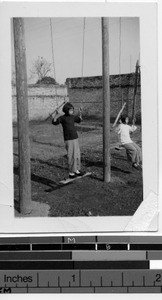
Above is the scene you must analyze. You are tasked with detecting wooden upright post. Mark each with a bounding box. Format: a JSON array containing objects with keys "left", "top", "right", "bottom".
[
  {"left": 102, "top": 18, "right": 111, "bottom": 183},
  {"left": 132, "top": 60, "right": 140, "bottom": 124},
  {"left": 13, "top": 18, "right": 32, "bottom": 214}
]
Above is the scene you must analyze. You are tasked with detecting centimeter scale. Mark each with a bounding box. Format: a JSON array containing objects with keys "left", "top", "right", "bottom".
[{"left": 0, "top": 236, "right": 162, "bottom": 294}]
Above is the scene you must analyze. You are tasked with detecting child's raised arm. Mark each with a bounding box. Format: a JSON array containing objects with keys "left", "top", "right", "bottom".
[
  {"left": 74, "top": 107, "right": 82, "bottom": 123},
  {"left": 52, "top": 110, "right": 61, "bottom": 125},
  {"left": 78, "top": 107, "right": 83, "bottom": 120},
  {"left": 113, "top": 118, "right": 121, "bottom": 134},
  {"left": 129, "top": 118, "right": 137, "bottom": 133}
]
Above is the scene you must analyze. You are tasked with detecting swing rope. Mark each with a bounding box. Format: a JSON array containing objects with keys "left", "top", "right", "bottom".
[
  {"left": 50, "top": 18, "right": 60, "bottom": 111},
  {"left": 50, "top": 19, "right": 66, "bottom": 109},
  {"left": 119, "top": 17, "right": 123, "bottom": 108},
  {"left": 50, "top": 18, "right": 56, "bottom": 85},
  {"left": 132, "top": 60, "right": 140, "bottom": 125},
  {"left": 81, "top": 17, "right": 85, "bottom": 90},
  {"left": 119, "top": 17, "right": 121, "bottom": 77},
  {"left": 49, "top": 18, "right": 65, "bottom": 169},
  {"left": 126, "top": 55, "right": 132, "bottom": 117}
]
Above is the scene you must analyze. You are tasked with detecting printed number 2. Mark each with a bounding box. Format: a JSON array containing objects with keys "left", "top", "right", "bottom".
[{"left": 156, "top": 274, "right": 161, "bottom": 282}]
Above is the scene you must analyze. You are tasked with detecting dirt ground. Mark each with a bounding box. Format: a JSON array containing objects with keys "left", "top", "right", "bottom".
[{"left": 13, "top": 119, "right": 143, "bottom": 217}]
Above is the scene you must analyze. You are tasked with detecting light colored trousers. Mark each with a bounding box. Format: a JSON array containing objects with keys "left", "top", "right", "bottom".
[
  {"left": 65, "top": 138, "right": 81, "bottom": 173},
  {"left": 123, "top": 142, "right": 142, "bottom": 164}
]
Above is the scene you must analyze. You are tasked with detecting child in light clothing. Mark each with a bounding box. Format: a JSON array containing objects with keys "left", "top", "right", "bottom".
[
  {"left": 115, "top": 116, "right": 142, "bottom": 169},
  {"left": 52, "top": 102, "right": 83, "bottom": 178}
]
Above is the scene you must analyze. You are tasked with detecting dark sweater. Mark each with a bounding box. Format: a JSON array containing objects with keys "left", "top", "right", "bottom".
[{"left": 52, "top": 114, "right": 81, "bottom": 141}]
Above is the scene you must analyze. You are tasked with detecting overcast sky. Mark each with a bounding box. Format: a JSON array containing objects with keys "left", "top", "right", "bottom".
[{"left": 11, "top": 17, "right": 140, "bottom": 84}]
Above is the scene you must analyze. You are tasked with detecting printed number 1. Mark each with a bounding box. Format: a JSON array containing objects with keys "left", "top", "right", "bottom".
[
  {"left": 72, "top": 275, "right": 75, "bottom": 282},
  {"left": 156, "top": 274, "right": 161, "bottom": 282}
]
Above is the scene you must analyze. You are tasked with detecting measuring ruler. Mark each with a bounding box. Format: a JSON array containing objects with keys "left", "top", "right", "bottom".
[{"left": 0, "top": 236, "right": 162, "bottom": 293}]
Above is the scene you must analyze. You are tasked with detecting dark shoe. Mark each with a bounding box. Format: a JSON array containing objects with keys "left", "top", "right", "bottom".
[
  {"left": 69, "top": 174, "right": 77, "bottom": 179},
  {"left": 75, "top": 171, "right": 85, "bottom": 177}
]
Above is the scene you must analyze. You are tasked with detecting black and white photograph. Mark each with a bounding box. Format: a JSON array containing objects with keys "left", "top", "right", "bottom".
[
  {"left": 12, "top": 17, "right": 143, "bottom": 216},
  {"left": 0, "top": 2, "right": 158, "bottom": 233}
]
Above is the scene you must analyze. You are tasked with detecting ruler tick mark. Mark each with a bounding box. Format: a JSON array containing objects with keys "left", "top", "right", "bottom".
[
  {"left": 79, "top": 270, "right": 81, "bottom": 287},
  {"left": 143, "top": 276, "right": 145, "bottom": 287},
  {"left": 37, "top": 272, "right": 39, "bottom": 287},
  {"left": 122, "top": 272, "right": 124, "bottom": 287},
  {"left": 101, "top": 276, "right": 103, "bottom": 287},
  {"left": 58, "top": 276, "right": 60, "bottom": 287}
]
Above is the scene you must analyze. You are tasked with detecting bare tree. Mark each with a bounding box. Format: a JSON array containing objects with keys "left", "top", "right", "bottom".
[
  {"left": 30, "top": 56, "right": 52, "bottom": 81},
  {"left": 12, "top": 66, "right": 33, "bottom": 85}
]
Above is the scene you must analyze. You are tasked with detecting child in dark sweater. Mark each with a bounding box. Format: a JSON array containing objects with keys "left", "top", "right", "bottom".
[{"left": 52, "top": 102, "right": 83, "bottom": 178}]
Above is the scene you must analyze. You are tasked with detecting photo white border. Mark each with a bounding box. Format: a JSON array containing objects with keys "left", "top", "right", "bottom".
[{"left": 0, "top": 1, "right": 158, "bottom": 233}]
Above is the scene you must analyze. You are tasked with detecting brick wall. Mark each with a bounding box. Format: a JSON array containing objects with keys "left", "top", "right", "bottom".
[
  {"left": 12, "top": 73, "right": 141, "bottom": 123},
  {"left": 66, "top": 73, "right": 140, "bottom": 89},
  {"left": 66, "top": 73, "right": 141, "bottom": 123},
  {"left": 12, "top": 85, "right": 68, "bottom": 122}
]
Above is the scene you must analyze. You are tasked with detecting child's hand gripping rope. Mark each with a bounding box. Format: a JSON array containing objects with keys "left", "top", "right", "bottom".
[
  {"left": 78, "top": 107, "right": 83, "bottom": 120},
  {"left": 132, "top": 117, "right": 136, "bottom": 127},
  {"left": 52, "top": 109, "right": 59, "bottom": 123}
]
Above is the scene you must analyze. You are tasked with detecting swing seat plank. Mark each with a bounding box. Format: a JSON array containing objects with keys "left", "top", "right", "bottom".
[{"left": 59, "top": 172, "right": 92, "bottom": 185}]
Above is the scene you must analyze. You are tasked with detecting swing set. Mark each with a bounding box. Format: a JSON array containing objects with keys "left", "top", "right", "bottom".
[
  {"left": 48, "top": 17, "right": 140, "bottom": 155},
  {"left": 13, "top": 17, "right": 141, "bottom": 213}
]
